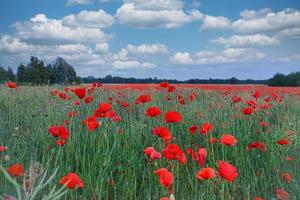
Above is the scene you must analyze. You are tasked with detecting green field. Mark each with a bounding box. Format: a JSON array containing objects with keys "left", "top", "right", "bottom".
[{"left": 0, "top": 85, "right": 299, "bottom": 200}]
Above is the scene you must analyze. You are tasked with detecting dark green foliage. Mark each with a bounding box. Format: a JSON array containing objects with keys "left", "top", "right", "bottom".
[
  {"left": 3, "top": 56, "right": 78, "bottom": 85},
  {"left": 0, "top": 65, "right": 6, "bottom": 82},
  {"left": 268, "top": 72, "right": 300, "bottom": 86},
  {"left": 17, "top": 64, "right": 28, "bottom": 83},
  {"left": 27, "top": 56, "right": 50, "bottom": 85},
  {"left": 51, "top": 57, "right": 77, "bottom": 85},
  {"left": 81, "top": 75, "right": 267, "bottom": 84},
  {"left": 6, "top": 67, "right": 16, "bottom": 81}
]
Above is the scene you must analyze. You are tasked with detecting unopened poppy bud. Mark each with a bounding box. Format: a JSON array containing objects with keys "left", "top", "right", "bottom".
[
  {"left": 169, "top": 194, "right": 175, "bottom": 200},
  {"left": 4, "top": 155, "right": 11, "bottom": 162}
]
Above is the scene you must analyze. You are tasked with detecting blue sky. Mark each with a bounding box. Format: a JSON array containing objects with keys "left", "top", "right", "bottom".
[{"left": 0, "top": 0, "right": 300, "bottom": 80}]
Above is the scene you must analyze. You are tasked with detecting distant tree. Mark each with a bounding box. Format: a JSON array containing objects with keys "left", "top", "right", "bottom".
[
  {"left": 229, "top": 77, "right": 239, "bottom": 84},
  {"left": 268, "top": 73, "right": 286, "bottom": 86},
  {"left": 27, "top": 56, "right": 50, "bottom": 85},
  {"left": 0, "top": 65, "right": 7, "bottom": 82},
  {"left": 17, "top": 63, "right": 28, "bottom": 83},
  {"left": 268, "top": 72, "right": 300, "bottom": 86},
  {"left": 6, "top": 67, "right": 16, "bottom": 81},
  {"left": 52, "top": 57, "right": 77, "bottom": 85},
  {"left": 45, "top": 64, "right": 56, "bottom": 84}
]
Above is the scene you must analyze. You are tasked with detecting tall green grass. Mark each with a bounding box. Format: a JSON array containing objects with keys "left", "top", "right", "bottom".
[{"left": 0, "top": 85, "right": 299, "bottom": 199}]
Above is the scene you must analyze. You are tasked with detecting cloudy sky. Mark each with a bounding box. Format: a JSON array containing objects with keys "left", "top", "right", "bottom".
[{"left": 0, "top": 0, "right": 300, "bottom": 80}]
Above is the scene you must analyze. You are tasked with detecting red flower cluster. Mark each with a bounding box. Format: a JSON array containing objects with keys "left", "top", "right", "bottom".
[
  {"left": 163, "top": 144, "right": 187, "bottom": 164},
  {"left": 48, "top": 125, "right": 69, "bottom": 146}
]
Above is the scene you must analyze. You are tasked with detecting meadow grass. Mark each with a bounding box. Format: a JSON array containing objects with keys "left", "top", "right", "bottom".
[{"left": 0, "top": 85, "right": 299, "bottom": 200}]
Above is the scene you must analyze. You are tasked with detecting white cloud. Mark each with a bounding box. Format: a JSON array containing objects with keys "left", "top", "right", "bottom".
[
  {"left": 94, "top": 43, "right": 109, "bottom": 53},
  {"left": 62, "top": 9, "right": 114, "bottom": 28},
  {"left": 115, "top": 1, "right": 201, "bottom": 28},
  {"left": 126, "top": 43, "right": 168, "bottom": 54},
  {"left": 232, "top": 8, "right": 300, "bottom": 34},
  {"left": 67, "top": 0, "right": 93, "bottom": 5},
  {"left": 0, "top": 35, "right": 107, "bottom": 69},
  {"left": 275, "top": 27, "right": 300, "bottom": 39},
  {"left": 212, "top": 34, "right": 279, "bottom": 47},
  {"left": 0, "top": 35, "right": 35, "bottom": 53},
  {"left": 112, "top": 60, "right": 156, "bottom": 69},
  {"left": 170, "top": 52, "right": 194, "bottom": 64},
  {"left": 240, "top": 8, "right": 272, "bottom": 20},
  {"left": 200, "top": 15, "right": 231, "bottom": 30},
  {"left": 278, "top": 54, "right": 300, "bottom": 62},
  {"left": 124, "top": 0, "right": 184, "bottom": 11},
  {"left": 13, "top": 14, "right": 111, "bottom": 44},
  {"left": 195, "top": 48, "right": 265, "bottom": 64},
  {"left": 112, "top": 43, "right": 168, "bottom": 61}
]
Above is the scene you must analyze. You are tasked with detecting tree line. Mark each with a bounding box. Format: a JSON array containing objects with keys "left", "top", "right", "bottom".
[
  {"left": 0, "top": 56, "right": 80, "bottom": 85},
  {"left": 268, "top": 72, "right": 300, "bottom": 86},
  {"left": 0, "top": 56, "right": 299, "bottom": 86},
  {"left": 82, "top": 75, "right": 267, "bottom": 85}
]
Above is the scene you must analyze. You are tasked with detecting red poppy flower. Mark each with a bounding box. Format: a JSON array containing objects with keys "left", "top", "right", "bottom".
[
  {"left": 6, "top": 81, "right": 17, "bottom": 89},
  {"left": 58, "top": 92, "right": 70, "bottom": 101},
  {"left": 188, "top": 125, "right": 198, "bottom": 135},
  {"left": 0, "top": 146, "right": 8, "bottom": 152},
  {"left": 154, "top": 168, "right": 173, "bottom": 188},
  {"left": 84, "top": 96, "right": 94, "bottom": 104},
  {"left": 73, "top": 100, "right": 80, "bottom": 106},
  {"left": 285, "top": 157, "right": 294, "bottom": 161},
  {"left": 280, "top": 172, "right": 293, "bottom": 183},
  {"left": 189, "top": 92, "right": 197, "bottom": 101},
  {"left": 144, "top": 147, "right": 161, "bottom": 160},
  {"left": 152, "top": 126, "right": 173, "bottom": 141},
  {"left": 121, "top": 102, "right": 129, "bottom": 108},
  {"left": 164, "top": 111, "right": 182, "bottom": 123},
  {"left": 260, "top": 121, "right": 268, "bottom": 127},
  {"left": 146, "top": 106, "right": 161, "bottom": 117},
  {"left": 186, "top": 148, "right": 198, "bottom": 161},
  {"left": 208, "top": 137, "right": 218, "bottom": 144},
  {"left": 252, "top": 91, "right": 261, "bottom": 99},
  {"left": 51, "top": 89, "right": 59, "bottom": 96},
  {"left": 5, "top": 81, "right": 17, "bottom": 89},
  {"left": 74, "top": 88, "right": 86, "bottom": 99},
  {"left": 59, "top": 172, "right": 84, "bottom": 189},
  {"left": 163, "top": 144, "right": 187, "bottom": 164},
  {"left": 220, "top": 134, "right": 237, "bottom": 146},
  {"left": 160, "top": 81, "right": 169, "bottom": 88},
  {"left": 200, "top": 122, "right": 213, "bottom": 135},
  {"left": 160, "top": 197, "right": 169, "bottom": 200},
  {"left": 135, "top": 94, "right": 152, "bottom": 104},
  {"left": 245, "top": 100, "right": 257, "bottom": 109},
  {"left": 167, "top": 86, "right": 176, "bottom": 93},
  {"left": 277, "top": 139, "right": 290, "bottom": 145},
  {"left": 247, "top": 142, "right": 267, "bottom": 152},
  {"left": 83, "top": 116, "right": 99, "bottom": 131},
  {"left": 111, "top": 115, "right": 122, "bottom": 122},
  {"left": 243, "top": 107, "right": 254, "bottom": 115},
  {"left": 198, "top": 148, "right": 207, "bottom": 167},
  {"left": 276, "top": 188, "right": 289, "bottom": 200},
  {"left": 48, "top": 125, "right": 69, "bottom": 140},
  {"left": 218, "top": 160, "right": 238, "bottom": 182},
  {"left": 98, "top": 102, "right": 112, "bottom": 113},
  {"left": 253, "top": 197, "right": 265, "bottom": 200},
  {"left": 232, "top": 96, "right": 242, "bottom": 103},
  {"left": 56, "top": 139, "right": 67, "bottom": 146},
  {"left": 7, "top": 163, "right": 23, "bottom": 177},
  {"left": 196, "top": 167, "right": 216, "bottom": 180}
]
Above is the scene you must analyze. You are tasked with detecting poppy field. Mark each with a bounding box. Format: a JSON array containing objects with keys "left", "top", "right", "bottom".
[{"left": 0, "top": 82, "right": 300, "bottom": 200}]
